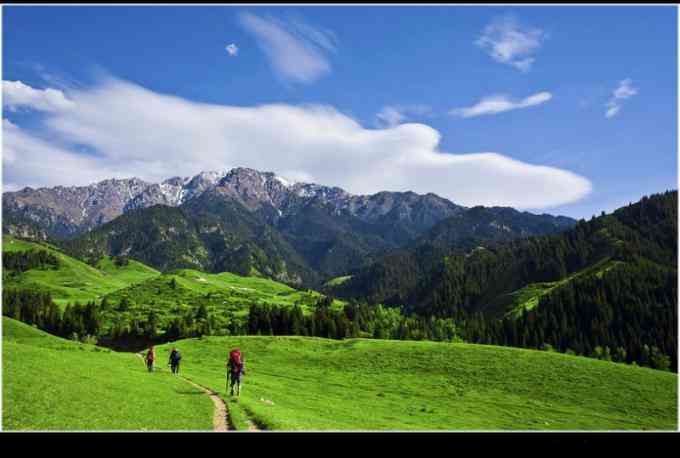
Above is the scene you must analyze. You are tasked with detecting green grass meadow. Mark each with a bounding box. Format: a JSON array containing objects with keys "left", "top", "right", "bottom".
[
  {"left": 2, "top": 317, "right": 677, "bottom": 431},
  {"left": 498, "top": 258, "right": 625, "bottom": 318},
  {"left": 2, "top": 317, "right": 213, "bottom": 431},
  {"left": 155, "top": 335, "right": 678, "bottom": 431},
  {"left": 2, "top": 235, "right": 342, "bottom": 334},
  {"left": 2, "top": 236, "right": 678, "bottom": 431},
  {"left": 2, "top": 235, "right": 160, "bottom": 306}
]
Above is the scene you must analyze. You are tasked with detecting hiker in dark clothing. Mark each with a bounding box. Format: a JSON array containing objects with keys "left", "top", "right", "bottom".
[
  {"left": 145, "top": 346, "right": 155, "bottom": 372},
  {"left": 226, "top": 348, "right": 245, "bottom": 397},
  {"left": 169, "top": 347, "right": 182, "bottom": 375}
]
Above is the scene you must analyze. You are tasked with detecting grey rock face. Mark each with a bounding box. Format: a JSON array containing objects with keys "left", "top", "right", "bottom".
[
  {"left": 3, "top": 178, "right": 150, "bottom": 237},
  {"left": 3, "top": 167, "right": 465, "bottom": 238}
]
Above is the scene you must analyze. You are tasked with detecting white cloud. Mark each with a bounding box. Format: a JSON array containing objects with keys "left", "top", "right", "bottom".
[
  {"left": 238, "top": 12, "right": 336, "bottom": 84},
  {"left": 225, "top": 43, "right": 239, "bottom": 56},
  {"left": 3, "top": 80, "right": 75, "bottom": 112},
  {"left": 2, "top": 119, "right": 126, "bottom": 190},
  {"left": 2, "top": 78, "right": 591, "bottom": 209},
  {"left": 450, "top": 91, "right": 552, "bottom": 118},
  {"left": 605, "top": 79, "right": 638, "bottom": 118},
  {"left": 476, "top": 15, "right": 546, "bottom": 72},
  {"left": 376, "top": 106, "right": 405, "bottom": 128},
  {"left": 375, "top": 104, "right": 431, "bottom": 128}
]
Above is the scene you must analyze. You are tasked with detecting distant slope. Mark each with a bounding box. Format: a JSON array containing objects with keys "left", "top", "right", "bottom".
[
  {"left": 414, "top": 205, "right": 576, "bottom": 251},
  {"left": 58, "top": 203, "right": 320, "bottom": 286},
  {"left": 2, "top": 235, "right": 160, "bottom": 305},
  {"left": 2, "top": 317, "right": 213, "bottom": 431},
  {"left": 497, "top": 258, "right": 624, "bottom": 319},
  {"left": 98, "top": 268, "right": 344, "bottom": 337},
  {"left": 331, "top": 191, "right": 676, "bottom": 316},
  {"left": 156, "top": 334, "right": 678, "bottom": 430},
  {"left": 3, "top": 237, "right": 342, "bottom": 340},
  {"left": 414, "top": 191, "right": 677, "bottom": 318},
  {"left": 325, "top": 205, "right": 577, "bottom": 305}
]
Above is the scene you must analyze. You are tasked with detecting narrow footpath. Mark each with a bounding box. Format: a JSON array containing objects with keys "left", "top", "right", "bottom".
[{"left": 135, "top": 353, "right": 259, "bottom": 431}]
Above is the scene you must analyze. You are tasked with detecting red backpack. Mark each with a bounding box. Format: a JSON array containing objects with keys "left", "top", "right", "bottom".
[{"left": 229, "top": 349, "right": 242, "bottom": 372}]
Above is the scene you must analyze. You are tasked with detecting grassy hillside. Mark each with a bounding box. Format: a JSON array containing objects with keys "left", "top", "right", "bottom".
[
  {"left": 99, "top": 268, "right": 344, "bottom": 334},
  {"left": 498, "top": 258, "right": 625, "bottom": 318},
  {"left": 324, "top": 275, "right": 352, "bottom": 287},
  {"left": 156, "top": 335, "right": 678, "bottom": 431},
  {"left": 4, "top": 315, "right": 676, "bottom": 431},
  {"left": 2, "top": 235, "right": 160, "bottom": 305},
  {"left": 3, "top": 236, "right": 343, "bottom": 337},
  {"left": 2, "top": 317, "right": 213, "bottom": 431},
  {"left": 107, "top": 268, "right": 340, "bottom": 312}
]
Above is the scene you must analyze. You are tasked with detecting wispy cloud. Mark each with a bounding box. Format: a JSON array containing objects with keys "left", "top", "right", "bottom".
[
  {"left": 2, "top": 77, "right": 591, "bottom": 209},
  {"left": 238, "top": 12, "right": 337, "bottom": 84},
  {"left": 375, "top": 104, "right": 432, "bottom": 128},
  {"left": 605, "top": 78, "right": 638, "bottom": 118},
  {"left": 450, "top": 91, "right": 552, "bottom": 118},
  {"left": 476, "top": 15, "right": 546, "bottom": 72},
  {"left": 225, "top": 43, "right": 239, "bottom": 57},
  {"left": 3, "top": 80, "right": 75, "bottom": 112}
]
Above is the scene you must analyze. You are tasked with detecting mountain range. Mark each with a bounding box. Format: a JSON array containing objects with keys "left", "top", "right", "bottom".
[
  {"left": 2, "top": 171, "right": 676, "bottom": 371},
  {"left": 3, "top": 167, "right": 576, "bottom": 286}
]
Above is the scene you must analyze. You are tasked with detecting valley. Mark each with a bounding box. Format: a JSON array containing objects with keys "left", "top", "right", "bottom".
[
  {"left": 1, "top": 171, "right": 677, "bottom": 431},
  {"left": 3, "top": 3, "right": 677, "bottom": 434}
]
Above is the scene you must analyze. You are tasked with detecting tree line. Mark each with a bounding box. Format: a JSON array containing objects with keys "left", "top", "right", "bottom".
[
  {"left": 3, "top": 249, "right": 59, "bottom": 273},
  {"left": 2, "top": 289, "right": 100, "bottom": 343},
  {"left": 245, "top": 298, "right": 459, "bottom": 342},
  {"left": 2, "top": 284, "right": 674, "bottom": 372}
]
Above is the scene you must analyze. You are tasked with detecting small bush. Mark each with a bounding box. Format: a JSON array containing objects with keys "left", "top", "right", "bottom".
[{"left": 81, "top": 335, "right": 98, "bottom": 346}]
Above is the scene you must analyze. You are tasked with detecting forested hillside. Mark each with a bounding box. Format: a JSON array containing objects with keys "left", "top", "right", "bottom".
[{"left": 331, "top": 191, "right": 677, "bottom": 370}]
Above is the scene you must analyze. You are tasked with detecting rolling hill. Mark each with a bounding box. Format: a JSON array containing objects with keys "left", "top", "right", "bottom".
[
  {"left": 97, "top": 268, "right": 344, "bottom": 338},
  {"left": 2, "top": 317, "right": 213, "bottom": 431},
  {"left": 2, "top": 235, "right": 160, "bottom": 306},
  {"left": 3, "top": 316, "right": 676, "bottom": 431},
  {"left": 176, "top": 335, "right": 675, "bottom": 430},
  {"left": 2, "top": 235, "right": 343, "bottom": 344}
]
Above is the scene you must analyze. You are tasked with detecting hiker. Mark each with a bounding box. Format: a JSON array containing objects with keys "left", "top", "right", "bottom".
[
  {"left": 145, "top": 346, "right": 155, "bottom": 372},
  {"left": 226, "top": 348, "right": 246, "bottom": 397},
  {"left": 169, "top": 347, "right": 182, "bottom": 375}
]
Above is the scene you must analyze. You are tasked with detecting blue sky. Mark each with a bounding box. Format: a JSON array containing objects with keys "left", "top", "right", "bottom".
[{"left": 2, "top": 5, "right": 677, "bottom": 219}]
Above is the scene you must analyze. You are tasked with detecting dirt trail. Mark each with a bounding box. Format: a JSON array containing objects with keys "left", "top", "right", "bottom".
[
  {"left": 179, "top": 374, "right": 261, "bottom": 431},
  {"left": 181, "top": 377, "right": 231, "bottom": 431},
  {"left": 135, "top": 353, "right": 258, "bottom": 432}
]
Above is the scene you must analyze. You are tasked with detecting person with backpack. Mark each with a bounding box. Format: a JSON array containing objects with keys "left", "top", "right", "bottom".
[
  {"left": 145, "top": 346, "right": 155, "bottom": 372},
  {"left": 226, "top": 348, "right": 246, "bottom": 397},
  {"left": 169, "top": 347, "right": 182, "bottom": 375}
]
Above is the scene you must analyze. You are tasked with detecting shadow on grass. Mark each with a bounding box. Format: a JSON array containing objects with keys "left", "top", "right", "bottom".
[{"left": 174, "top": 389, "right": 205, "bottom": 395}]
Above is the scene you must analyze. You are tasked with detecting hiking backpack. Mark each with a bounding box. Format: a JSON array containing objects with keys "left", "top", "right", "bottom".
[{"left": 229, "top": 349, "right": 242, "bottom": 372}]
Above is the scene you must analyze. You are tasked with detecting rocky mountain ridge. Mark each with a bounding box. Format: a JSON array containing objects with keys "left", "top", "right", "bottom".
[{"left": 3, "top": 167, "right": 465, "bottom": 239}]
